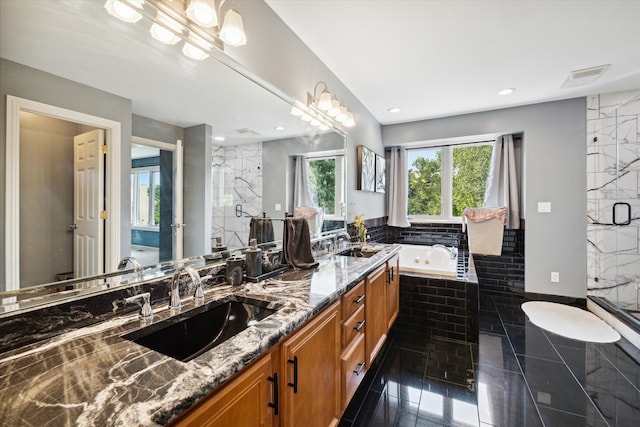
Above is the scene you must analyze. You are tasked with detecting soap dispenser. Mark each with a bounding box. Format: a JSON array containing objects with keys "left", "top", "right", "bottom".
[{"left": 246, "top": 238, "right": 262, "bottom": 278}]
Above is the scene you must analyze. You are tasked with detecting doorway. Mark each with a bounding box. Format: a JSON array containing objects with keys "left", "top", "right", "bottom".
[
  {"left": 5, "top": 96, "right": 122, "bottom": 291},
  {"left": 131, "top": 136, "right": 184, "bottom": 264}
]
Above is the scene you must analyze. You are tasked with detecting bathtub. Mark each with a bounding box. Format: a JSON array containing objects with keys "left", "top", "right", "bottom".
[{"left": 397, "top": 244, "right": 458, "bottom": 277}]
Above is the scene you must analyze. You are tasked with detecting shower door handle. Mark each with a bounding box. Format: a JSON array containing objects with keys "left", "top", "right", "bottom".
[{"left": 612, "top": 202, "right": 631, "bottom": 226}]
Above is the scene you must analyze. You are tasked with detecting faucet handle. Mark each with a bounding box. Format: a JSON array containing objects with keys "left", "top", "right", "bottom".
[
  {"left": 124, "top": 292, "right": 153, "bottom": 321},
  {"left": 194, "top": 275, "right": 212, "bottom": 304}
]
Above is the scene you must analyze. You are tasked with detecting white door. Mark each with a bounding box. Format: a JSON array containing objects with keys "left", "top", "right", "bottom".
[
  {"left": 174, "top": 139, "right": 184, "bottom": 259},
  {"left": 73, "top": 129, "right": 104, "bottom": 278}
]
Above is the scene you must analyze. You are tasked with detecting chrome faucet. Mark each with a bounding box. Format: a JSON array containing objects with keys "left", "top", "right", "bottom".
[
  {"left": 124, "top": 292, "right": 153, "bottom": 321},
  {"left": 333, "top": 230, "right": 352, "bottom": 253},
  {"left": 169, "top": 266, "right": 204, "bottom": 311},
  {"left": 118, "top": 256, "right": 143, "bottom": 281},
  {"left": 433, "top": 244, "right": 458, "bottom": 260}
]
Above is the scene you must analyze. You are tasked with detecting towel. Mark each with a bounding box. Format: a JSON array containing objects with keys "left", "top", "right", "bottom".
[
  {"left": 249, "top": 217, "right": 275, "bottom": 245},
  {"left": 461, "top": 207, "right": 507, "bottom": 232},
  {"left": 282, "top": 217, "right": 318, "bottom": 269}
]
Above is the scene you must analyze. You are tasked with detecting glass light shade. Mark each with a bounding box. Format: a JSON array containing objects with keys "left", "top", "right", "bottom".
[
  {"left": 182, "top": 37, "right": 209, "bottom": 60},
  {"left": 335, "top": 106, "right": 348, "bottom": 123},
  {"left": 300, "top": 113, "right": 312, "bottom": 122},
  {"left": 186, "top": 0, "right": 218, "bottom": 28},
  {"left": 317, "top": 91, "right": 332, "bottom": 111},
  {"left": 318, "top": 123, "right": 330, "bottom": 131},
  {"left": 104, "top": 0, "right": 143, "bottom": 23},
  {"left": 310, "top": 118, "right": 321, "bottom": 127},
  {"left": 150, "top": 13, "right": 181, "bottom": 45},
  {"left": 290, "top": 106, "right": 303, "bottom": 116},
  {"left": 343, "top": 111, "right": 355, "bottom": 127},
  {"left": 327, "top": 99, "right": 341, "bottom": 117},
  {"left": 220, "top": 9, "right": 247, "bottom": 47}
]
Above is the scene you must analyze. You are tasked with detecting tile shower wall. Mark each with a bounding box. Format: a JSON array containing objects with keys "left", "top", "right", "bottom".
[
  {"left": 587, "top": 90, "right": 640, "bottom": 312},
  {"left": 211, "top": 142, "right": 263, "bottom": 249}
]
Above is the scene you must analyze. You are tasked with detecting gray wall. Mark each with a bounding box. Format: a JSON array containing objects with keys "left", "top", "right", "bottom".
[
  {"left": 183, "top": 124, "right": 213, "bottom": 257},
  {"left": 132, "top": 114, "right": 184, "bottom": 144},
  {"left": 382, "top": 98, "right": 587, "bottom": 298},
  {"left": 227, "top": 0, "right": 386, "bottom": 223},
  {"left": 0, "top": 58, "right": 132, "bottom": 292}
]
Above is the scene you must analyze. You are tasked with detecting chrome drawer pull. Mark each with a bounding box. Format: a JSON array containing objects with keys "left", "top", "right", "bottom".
[
  {"left": 353, "top": 362, "right": 366, "bottom": 376},
  {"left": 354, "top": 320, "right": 366, "bottom": 332}
]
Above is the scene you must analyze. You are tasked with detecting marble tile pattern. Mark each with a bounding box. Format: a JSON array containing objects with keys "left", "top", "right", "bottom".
[
  {"left": 211, "top": 142, "right": 263, "bottom": 250},
  {"left": 586, "top": 89, "right": 640, "bottom": 311},
  {"left": 0, "top": 245, "right": 400, "bottom": 427}
]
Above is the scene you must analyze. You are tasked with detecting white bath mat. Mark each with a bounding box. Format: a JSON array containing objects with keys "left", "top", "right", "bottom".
[{"left": 521, "top": 301, "right": 620, "bottom": 343}]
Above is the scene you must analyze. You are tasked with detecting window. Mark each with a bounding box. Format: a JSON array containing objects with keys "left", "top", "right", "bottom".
[
  {"left": 131, "top": 167, "right": 161, "bottom": 227},
  {"left": 408, "top": 143, "right": 493, "bottom": 219},
  {"left": 307, "top": 155, "right": 344, "bottom": 217}
]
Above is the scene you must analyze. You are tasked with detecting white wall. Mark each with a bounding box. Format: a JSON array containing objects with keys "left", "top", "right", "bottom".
[{"left": 383, "top": 98, "right": 587, "bottom": 298}]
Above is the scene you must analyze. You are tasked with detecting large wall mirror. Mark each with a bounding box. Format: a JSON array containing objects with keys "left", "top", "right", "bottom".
[{"left": 0, "top": 1, "right": 346, "bottom": 311}]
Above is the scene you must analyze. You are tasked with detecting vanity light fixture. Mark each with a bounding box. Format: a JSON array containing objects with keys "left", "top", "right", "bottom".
[
  {"left": 104, "top": 0, "right": 144, "bottom": 23},
  {"left": 103, "top": 0, "right": 248, "bottom": 61},
  {"left": 301, "top": 81, "right": 356, "bottom": 129},
  {"left": 185, "top": 0, "right": 218, "bottom": 28}
]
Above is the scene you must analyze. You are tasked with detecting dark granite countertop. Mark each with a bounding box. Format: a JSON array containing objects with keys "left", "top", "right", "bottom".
[{"left": 0, "top": 245, "right": 400, "bottom": 427}]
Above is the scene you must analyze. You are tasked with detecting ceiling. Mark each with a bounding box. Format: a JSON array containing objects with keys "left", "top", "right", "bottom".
[{"left": 265, "top": 0, "right": 640, "bottom": 125}]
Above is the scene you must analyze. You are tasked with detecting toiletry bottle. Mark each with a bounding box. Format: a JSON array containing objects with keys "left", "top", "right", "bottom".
[{"left": 246, "top": 238, "right": 262, "bottom": 278}]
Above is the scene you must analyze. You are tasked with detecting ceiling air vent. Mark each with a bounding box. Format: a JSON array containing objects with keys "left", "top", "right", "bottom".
[
  {"left": 234, "top": 128, "right": 261, "bottom": 136},
  {"left": 561, "top": 64, "right": 610, "bottom": 88}
]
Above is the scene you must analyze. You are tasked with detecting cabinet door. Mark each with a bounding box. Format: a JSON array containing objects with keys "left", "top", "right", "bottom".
[
  {"left": 365, "top": 265, "right": 387, "bottom": 367},
  {"left": 281, "top": 301, "right": 341, "bottom": 427},
  {"left": 386, "top": 254, "right": 399, "bottom": 331},
  {"left": 172, "top": 352, "right": 276, "bottom": 427}
]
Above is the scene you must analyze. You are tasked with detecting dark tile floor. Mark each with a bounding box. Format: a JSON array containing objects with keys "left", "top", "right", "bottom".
[{"left": 340, "top": 293, "right": 640, "bottom": 427}]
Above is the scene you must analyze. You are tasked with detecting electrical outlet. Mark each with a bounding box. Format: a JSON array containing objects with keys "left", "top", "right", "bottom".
[
  {"left": 538, "top": 202, "right": 551, "bottom": 213},
  {"left": 551, "top": 272, "right": 560, "bottom": 283},
  {"left": 275, "top": 203, "right": 281, "bottom": 211}
]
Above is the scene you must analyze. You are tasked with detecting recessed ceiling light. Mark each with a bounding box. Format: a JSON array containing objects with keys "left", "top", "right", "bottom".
[
  {"left": 498, "top": 88, "right": 515, "bottom": 96},
  {"left": 275, "top": 126, "right": 285, "bottom": 131},
  {"left": 214, "top": 136, "right": 225, "bottom": 141},
  {"left": 388, "top": 107, "right": 401, "bottom": 113}
]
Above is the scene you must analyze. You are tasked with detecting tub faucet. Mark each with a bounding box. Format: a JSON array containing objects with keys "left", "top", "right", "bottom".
[
  {"left": 169, "top": 266, "right": 203, "bottom": 311},
  {"left": 433, "top": 244, "right": 458, "bottom": 260},
  {"left": 118, "top": 256, "right": 143, "bottom": 281}
]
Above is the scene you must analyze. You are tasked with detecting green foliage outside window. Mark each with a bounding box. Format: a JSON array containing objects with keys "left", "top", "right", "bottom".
[
  {"left": 408, "top": 144, "right": 493, "bottom": 217},
  {"left": 308, "top": 158, "right": 335, "bottom": 215}
]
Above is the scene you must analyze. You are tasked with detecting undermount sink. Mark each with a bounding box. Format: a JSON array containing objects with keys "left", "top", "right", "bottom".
[
  {"left": 122, "top": 297, "right": 279, "bottom": 362},
  {"left": 338, "top": 247, "right": 380, "bottom": 258}
]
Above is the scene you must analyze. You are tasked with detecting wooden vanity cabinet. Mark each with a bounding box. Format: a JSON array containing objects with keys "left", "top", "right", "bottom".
[
  {"left": 385, "top": 254, "right": 400, "bottom": 331},
  {"left": 365, "top": 264, "right": 387, "bottom": 367},
  {"left": 171, "top": 349, "right": 278, "bottom": 427},
  {"left": 280, "top": 300, "right": 342, "bottom": 427},
  {"left": 340, "top": 280, "right": 366, "bottom": 411}
]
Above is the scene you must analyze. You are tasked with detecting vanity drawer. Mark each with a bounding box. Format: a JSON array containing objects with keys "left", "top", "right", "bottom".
[
  {"left": 342, "top": 280, "right": 365, "bottom": 320},
  {"left": 342, "top": 304, "right": 365, "bottom": 349},
  {"left": 341, "top": 334, "right": 366, "bottom": 411}
]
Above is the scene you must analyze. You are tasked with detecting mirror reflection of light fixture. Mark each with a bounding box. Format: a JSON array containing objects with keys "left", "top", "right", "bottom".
[
  {"left": 297, "top": 81, "right": 356, "bottom": 129},
  {"left": 149, "top": 11, "right": 182, "bottom": 45},
  {"left": 182, "top": 34, "right": 210, "bottom": 60},
  {"left": 104, "top": 0, "right": 144, "bottom": 23}
]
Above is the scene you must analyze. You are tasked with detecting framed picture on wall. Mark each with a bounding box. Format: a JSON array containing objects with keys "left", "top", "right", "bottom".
[
  {"left": 357, "top": 145, "right": 375, "bottom": 191},
  {"left": 375, "top": 154, "right": 386, "bottom": 193}
]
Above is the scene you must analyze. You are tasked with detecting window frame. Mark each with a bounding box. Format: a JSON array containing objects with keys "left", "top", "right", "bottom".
[
  {"left": 407, "top": 141, "right": 493, "bottom": 222},
  {"left": 130, "top": 165, "right": 161, "bottom": 229},
  {"left": 306, "top": 154, "right": 345, "bottom": 219}
]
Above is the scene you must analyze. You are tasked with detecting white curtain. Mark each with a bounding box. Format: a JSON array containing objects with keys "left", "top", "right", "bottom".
[
  {"left": 484, "top": 135, "right": 520, "bottom": 229},
  {"left": 387, "top": 147, "right": 411, "bottom": 227},
  {"left": 293, "top": 156, "right": 317, "bottom": 208}
]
